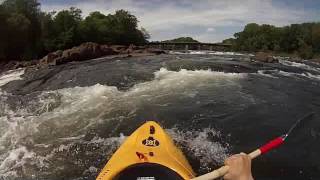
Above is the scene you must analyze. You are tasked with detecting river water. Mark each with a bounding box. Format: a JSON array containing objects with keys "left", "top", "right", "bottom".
[{"left": 0, "top": 52, "right": 319, "bottom": 180}]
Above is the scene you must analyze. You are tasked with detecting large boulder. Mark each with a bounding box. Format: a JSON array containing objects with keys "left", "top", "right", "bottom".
[
  {"left": 1, "top": 60, "right": 38, "bottom": 71},
  {"left": 57, "top": 42, "right": 103, "bottom": 64},
  {"left": 289, "top": 56, "right": 303, "bottom": 62},
  {"left": 110, "top": 45, "right": 128, "bottom": 54},
  {"left": 253, "top": 52, "right": 278, "bottom": 63},
  {"left": 125, "top": 44, "right": 136, "bottom": 54},
  {"left": 36, "top": 42, "right": 125, "bottom": 66},
  {"left": 2, "top": 42, "right": 166, "bottom": 72},
  {"left": 100, "top": 45, "right": 118, "bottom": 55},
  {"left": 39, "top": 50, "right": 62, "bottom": 67}
]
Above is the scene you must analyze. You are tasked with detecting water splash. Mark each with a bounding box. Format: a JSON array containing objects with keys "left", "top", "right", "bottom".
[
  {"left": 0, "top": 68, "right": 247, "bottom": 179},
  {"left": 167, "top": 128, "right": 230, "bottom": 173},
  {"left": 0, "top": 69, "right": 25, "bottom": 87}
]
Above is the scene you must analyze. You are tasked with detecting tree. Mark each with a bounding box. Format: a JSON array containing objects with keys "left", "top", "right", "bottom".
[
  {"left": 79, "top": 11, "right": 111, "bottom": 43},
  {"left": 6, "top": 13, "right": 32, "bottom": 60},
  {"left": 299, "top": 42, "right": 313, "bottom": 59},
  {"left": 0, "top": 1, "right": 150, "bottom": 61},
  {"left": 312, "top": 23, "right": 320, "bottom": 53},
  {"left": 163, "top": 37, "right": 199, "bottom": 43},
  {"left": 2, "top": 0, "right": 41, "bottom": 59},
  {"left": 52, "top": 7, "right": 82, "bottom": 50},
  {"left": 109, "top": 10, "right": 146, "bottom": 45},
  {"left": 40, "top": 11, "right": 56, "bottom": 54},
  {"left": 0, "top": 5, "right": 9, "bottom": 61},
  {"left": 222, "top": 38, "right": 235, "bottom": 44},
  {"left": 229, "top": 22, "right": 320, "bottom": 58}
]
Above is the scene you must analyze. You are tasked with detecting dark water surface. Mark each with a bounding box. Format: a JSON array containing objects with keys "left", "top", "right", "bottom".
[{"left": 0, "top": 52, "right": 319, "bottom": 180}]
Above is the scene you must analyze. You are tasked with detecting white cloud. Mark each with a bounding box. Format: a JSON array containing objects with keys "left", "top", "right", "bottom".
[
  {"left": 207, "top": 27, "right": 215, "bottom": 32},
  {"left": 40, "top": 0, "right": 317, "bottom": 42}
]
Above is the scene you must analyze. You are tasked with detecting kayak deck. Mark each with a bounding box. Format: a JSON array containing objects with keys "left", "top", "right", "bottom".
[{"left": 96, "top": 121, "right": 195, "bottom": 180}]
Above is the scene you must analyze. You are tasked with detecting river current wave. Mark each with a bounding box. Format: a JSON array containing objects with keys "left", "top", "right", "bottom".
[{"left": 0, "top": 52, "right": 320, "bottom": 180}]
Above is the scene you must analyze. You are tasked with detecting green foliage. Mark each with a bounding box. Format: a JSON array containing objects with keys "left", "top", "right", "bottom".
[
  {"left": 0, "top": 0, "right": 149, "bottom": 61},
  {"left": 163, "top": 37, "right": 199, "bottom": 43},
  {"left": 312, "top": 24, "right": 320, "bottom": 53},
  {"left": 51, "top": 7, "right": 82, "bottom": 50},
  {"left": 79, "top": 10, "right": 148, "bottom": 45},
  {"left": 231, "top": 22, "right": 320, "bottom": 59},
  {"left": 298, "top": 42, "right": 314, "bottom": 59},
  {"left": 1, "top": 0, "right": 41, "bottom": 60},
  {"left": 79, "top": 11, "right": 111, "bottom": 43},
  {"left": 222, "top": 38, "right": 235, "bottom": 44}
]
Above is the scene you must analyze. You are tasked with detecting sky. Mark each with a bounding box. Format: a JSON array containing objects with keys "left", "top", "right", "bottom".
[{"left": 39, "top": 0, "right": 320, "bottom": 43}]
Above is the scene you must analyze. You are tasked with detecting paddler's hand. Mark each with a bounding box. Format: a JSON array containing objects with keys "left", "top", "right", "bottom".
[{"left": 223, "top": 153, "right": 254, "bottom": 180}]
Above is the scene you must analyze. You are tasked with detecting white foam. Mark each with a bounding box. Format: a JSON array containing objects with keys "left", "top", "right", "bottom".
[
  {"left": 0, "top": 134, "right": 126, "bottom": 178},
  {"left": 257, "top": 70, "right": 278, "bottom": 78},
  {"left": 0, "top": 69, "right": 25, "bottom": 87},
  {"left": 259, "top": 70, "right": 320, "bottom": 81},
  {"left": 208, "top": 51, "right": 244, "bottom": 56},
  {"left": 303, "top": 72, "right": 320, "bottom": 80},
  {"left": 189, "top": 51, "right": 206, "bottom": 54},
  {"left": 279, "top": 60, "right": 320, "bottom": 72},
  {"left": 0, "top": 68, "right": 246, "bottom": 178},
  {"left": 167, "top": 128, "right": 229, "bottom": 171},
  {"left": 169, "top": 51, "right": 185, "bottom": 54},
  {"left": 0, "top": 146, "right": 35, "bottom": 176},
  {"left": 169, "top": 50, "right": 246, "bottom": 56},
  {"left": 277, "top": 70, "right": 300, "bottom": 77}
]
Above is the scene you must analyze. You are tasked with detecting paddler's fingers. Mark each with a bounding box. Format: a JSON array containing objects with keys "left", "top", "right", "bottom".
[
  {"left": 240, "top": 152, "right": 252, "bottom": 160},
  {"left": 223, "top": 153, "right": 254, "bottom": 180}
]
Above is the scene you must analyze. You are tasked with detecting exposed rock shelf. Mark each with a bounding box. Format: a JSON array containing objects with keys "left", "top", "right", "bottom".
[{"left": 0, "top": 42, "right": 166, "bottom": 73}]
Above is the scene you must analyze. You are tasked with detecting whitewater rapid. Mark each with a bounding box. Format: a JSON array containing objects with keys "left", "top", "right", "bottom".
[
  {"left": 0, "top": 68, "right": 250, "bottom": 179},
  {"left": 1, "top": 53, "right": 320, "bottom": 180}
]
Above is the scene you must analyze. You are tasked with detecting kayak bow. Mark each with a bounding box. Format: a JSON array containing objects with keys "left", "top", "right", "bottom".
[{"left": 96, "top": 121, "right": 196, "bottom": 180}]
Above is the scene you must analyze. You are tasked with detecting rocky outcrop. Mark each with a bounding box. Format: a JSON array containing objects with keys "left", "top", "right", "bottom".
[
  {"left": 288, "top": 56, "right": 303, "bottom": 62},
  {"left": 35, "top": 43, "right": 165, "bottom": 68},
  {"left": 253, "top": 52, "right": 279, "bottom": 63},
  {"left": 101, "top": 45, "right": 119, "bottom": 55},
  {"left": 39, "top": 50, "right": 62, "bottom": 67},
  {"left": 58, "top": 43, "right": 102, "bottom": 64},
  {"left": 38, "top": 42, "right": 118, "bottom": 67},
  {"left": 143, "top": 48, "right": 166, "bottom": 55},
  {"left": 0, "top": 43, "right": 166, "bottom": 73},
  {"left": 0, "top": 60, "right": 38, "bottom": 73}
]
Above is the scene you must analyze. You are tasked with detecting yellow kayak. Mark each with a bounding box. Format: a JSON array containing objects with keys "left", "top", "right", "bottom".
[{"left": 96, "top": 121, "right": 196, "bottom": 180}]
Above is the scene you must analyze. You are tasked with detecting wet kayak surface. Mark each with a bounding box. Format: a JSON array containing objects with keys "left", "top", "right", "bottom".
[{"left": 0, "top": 52, "right": 320, "bottom": 180}]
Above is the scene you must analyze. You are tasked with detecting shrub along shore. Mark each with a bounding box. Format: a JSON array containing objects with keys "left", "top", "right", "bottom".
[
  {"left": 0, "top": 0, "right": 150, "bottom": 62},
  {"left": 1, "top": 0, "right": 319, "bottom": 72},
  {"left": 223, "top": 23, "right": 320, "bottom": 60}
]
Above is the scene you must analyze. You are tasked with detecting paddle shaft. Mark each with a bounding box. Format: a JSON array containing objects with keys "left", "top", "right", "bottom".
[
  {"left": 192, "top": 112, "right": 314, "bottom": 180},
  {"left": 192, "top": 136, "right": 285, "bottom": 180}
]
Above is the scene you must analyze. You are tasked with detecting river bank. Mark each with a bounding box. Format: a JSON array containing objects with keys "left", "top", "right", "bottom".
[
  {"left": 2, "top": 41, "right": 320, "bottom": 77},
  {"left": 0, "top": 42, "right": 165, "bottom": 74}
]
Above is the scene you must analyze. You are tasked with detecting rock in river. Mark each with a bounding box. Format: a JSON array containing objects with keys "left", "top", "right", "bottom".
[
  {"left": 253, "top": 52, "right": 279, "bottom": 63},
  {"left": 1, "top": 42, "right": 167, "bottom": 73}
]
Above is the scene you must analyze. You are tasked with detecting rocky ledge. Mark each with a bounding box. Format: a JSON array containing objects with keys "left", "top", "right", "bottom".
[
  {"left": 252, "top": 52, "right": 320, "bottom": 64},
  {"left": 252, "top": 52, "right": 279, "bottom": 63},
  {"left": 0, "top": 42, "right": 165, "bottom": 73}
]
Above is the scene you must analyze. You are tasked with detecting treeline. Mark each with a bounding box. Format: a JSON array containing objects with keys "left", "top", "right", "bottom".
[
  {"left": 162, "top": 37, "right": 199, "bottom": 43},
  {"left": 224, "top": 23, "right": 320, "bottom": 59},
  {"left": 0, "top": 0, "right": 149, "bottom": 62}
]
